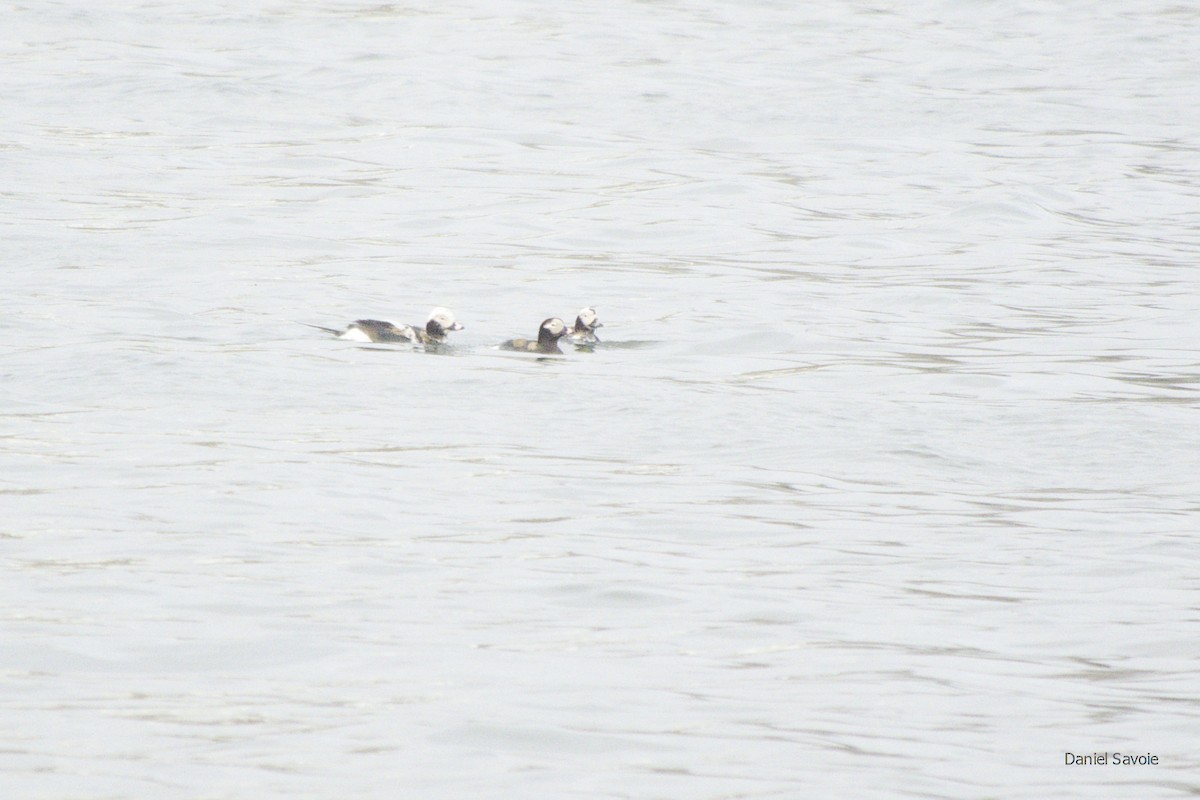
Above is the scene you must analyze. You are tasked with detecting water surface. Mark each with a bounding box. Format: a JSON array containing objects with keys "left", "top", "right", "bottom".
[{"left": 2, "top": 2, "right": 1198, "bottom": 798}]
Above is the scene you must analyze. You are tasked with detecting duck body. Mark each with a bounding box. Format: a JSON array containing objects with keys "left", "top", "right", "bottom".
[
  {"left": 566, "top": 307, "right": 603, "bottom": 344},
  {"left": 501, "top": 317, "right": 569, "bottom": 355},
  {"left": 311, "top": 307, "right": 462, "bottom": 346},
  {"left": 307, "top": 319, "right": 418, "bottom": 343}
]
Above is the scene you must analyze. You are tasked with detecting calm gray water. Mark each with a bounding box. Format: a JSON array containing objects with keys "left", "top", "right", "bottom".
[{"left": 3, "top": 1, "right": 1198, "bottom": 798}]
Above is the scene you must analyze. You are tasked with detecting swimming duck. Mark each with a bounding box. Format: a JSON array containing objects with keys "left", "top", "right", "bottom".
[
  {"left": 566, "top": 307, "right": 603, "bottom": 344},
  {"left": 310, "top": 307, "right": 463, "bottom": 345},
  {"left": 500, "top": 317, "right": 570, "bottom": 354}
]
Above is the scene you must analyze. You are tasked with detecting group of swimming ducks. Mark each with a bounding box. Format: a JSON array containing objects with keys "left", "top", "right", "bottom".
[{"left": 310, "top": 307, "right": 602, "bottom": 355}]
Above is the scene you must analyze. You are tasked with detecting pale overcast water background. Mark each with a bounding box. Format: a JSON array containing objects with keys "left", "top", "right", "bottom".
[{"left": 3, "top": 1, "right": 1199, "bottom": 798}]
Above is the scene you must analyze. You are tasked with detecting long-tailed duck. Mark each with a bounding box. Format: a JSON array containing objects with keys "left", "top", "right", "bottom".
[
  {"left": 500, "top": 318, "right": 570, "bottom": 354},
  {"left": 565, "top": 307, "right": 603, "bottom": 344},
  {"left": 310, "top": 307, "right": 463, "bottom": 345}
]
